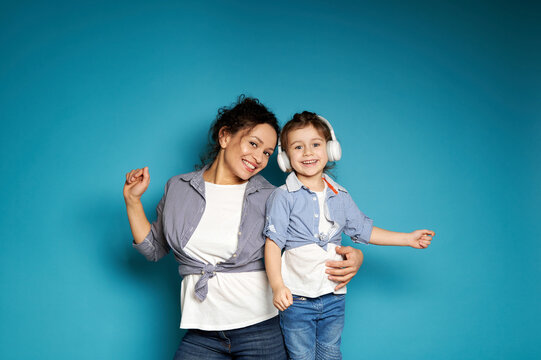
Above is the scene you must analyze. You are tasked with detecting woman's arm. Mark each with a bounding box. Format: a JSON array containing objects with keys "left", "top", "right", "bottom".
[
  {"left": 369, "top": 227, "right": 435, "bottom": 248},
  {"left": 265, "top": 238, "right": 293, "bottom": 311},
  {"left": 123, "top": 167, "right": 151, "bottom": 244}
]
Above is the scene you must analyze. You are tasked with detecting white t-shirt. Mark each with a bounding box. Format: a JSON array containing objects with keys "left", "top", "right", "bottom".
[
  {"left": 179, "top": 181, "right": 277, "bottom": 330},
  {"left": 281, "top": 184, "right": 347, "bottom": 298}
]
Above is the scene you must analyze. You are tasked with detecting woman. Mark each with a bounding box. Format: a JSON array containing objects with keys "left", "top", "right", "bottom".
[{"left": 123, "top": 96, "right": 364, "bottom": 359}]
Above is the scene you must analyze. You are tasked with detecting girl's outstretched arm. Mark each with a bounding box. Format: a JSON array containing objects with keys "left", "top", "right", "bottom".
[
  {"left": 370, "top": 227, "right": 435, "bottom": 248},
  {"left": 265, "top": 238, "right": 293, "bottom": 311}
]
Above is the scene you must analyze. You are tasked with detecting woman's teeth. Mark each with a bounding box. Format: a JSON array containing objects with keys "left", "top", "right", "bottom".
[{"left": 243, "top": 160, "right": 255, "bottom": 170}]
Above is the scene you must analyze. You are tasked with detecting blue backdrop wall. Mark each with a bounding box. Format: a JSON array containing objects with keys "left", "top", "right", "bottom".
[{"left": 1, "top": 1, "right": 539, "bottom": 359}]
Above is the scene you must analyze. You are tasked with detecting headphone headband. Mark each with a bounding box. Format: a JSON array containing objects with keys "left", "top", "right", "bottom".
[{"left": 316, "top": 115, "right": 337, "bottom": 142}]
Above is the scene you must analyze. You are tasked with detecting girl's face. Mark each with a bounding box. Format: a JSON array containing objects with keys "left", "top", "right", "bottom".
[
  {"left": 220, "top": 123, "right": 277, "bottom": 182},
  {"left": 286, "top": 124, "right": 328, "bottom": 180}
]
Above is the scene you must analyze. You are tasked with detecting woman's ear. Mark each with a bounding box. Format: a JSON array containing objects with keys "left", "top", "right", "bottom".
[{"left": 218, "top": 126, "right": 231, "bottom": 149}]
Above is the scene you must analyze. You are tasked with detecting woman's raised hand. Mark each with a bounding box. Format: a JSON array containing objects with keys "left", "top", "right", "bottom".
[{"left": 123, "top": 167, "right": 150, "bottom": 202}]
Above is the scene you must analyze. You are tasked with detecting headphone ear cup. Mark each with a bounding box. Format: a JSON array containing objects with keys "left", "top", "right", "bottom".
[
  {"left": 326, "top": 140, "right": 342, "bottom": 162},
  {"left": 277, "top": 151, "right": 291, "bottom": 172}
]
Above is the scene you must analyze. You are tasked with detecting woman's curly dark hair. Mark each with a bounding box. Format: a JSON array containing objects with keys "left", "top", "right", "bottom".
[{"left": 197, "top": 95, "right": 280, "bottom": 169}]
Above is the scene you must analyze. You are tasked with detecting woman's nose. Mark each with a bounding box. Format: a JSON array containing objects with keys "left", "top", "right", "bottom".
[{"left": 253, "top": 151, "right": 263, "bottom": 164}]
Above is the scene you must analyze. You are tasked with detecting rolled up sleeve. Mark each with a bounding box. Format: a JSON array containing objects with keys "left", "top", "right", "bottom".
[
  {"left": 132, "top": 182, "right": 171, "bottom": 261},
  {"left": 342, "top": 193, "right": 373, "bottom": 244},
  {"left": 263, "top": 188, "right": 291, "bottom": 250}
]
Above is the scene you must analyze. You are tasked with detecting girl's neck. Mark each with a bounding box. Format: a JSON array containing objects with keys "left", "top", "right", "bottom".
[
  {"left": 296, "top": 172, "right": 325, "bottom": 192},
  {"left": 203, "top": 151, "right": 247, "bottom": 185}
]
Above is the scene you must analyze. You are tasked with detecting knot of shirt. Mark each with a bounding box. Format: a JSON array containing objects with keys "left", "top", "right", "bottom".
[
  {"left": 317, "top": 233, "right": 330, "bottom": 249},
  {"left": 194, "top": 263, "right": 218, "bottom": 301}
]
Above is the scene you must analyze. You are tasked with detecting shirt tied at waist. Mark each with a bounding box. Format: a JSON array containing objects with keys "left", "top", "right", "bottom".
[
  {"left": 178, "top": 259, "right": 265, "bottom": 302},
  {"left": 316, "top": 229, "right": 341, "bottom": 250},
  {"left": 194, "top": 263, "right": 218, "bottom": 301},
  {"left": 317, "top": 233, "right": 330, "bottom": 248}
]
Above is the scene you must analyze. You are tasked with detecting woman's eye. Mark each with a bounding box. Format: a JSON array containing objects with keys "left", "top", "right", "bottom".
[
  {"left": 250, "top": 141, "right": 257, "bottom": 148},
  {"left": 264, "top": 151, "right": 271, "bottom": 157}
]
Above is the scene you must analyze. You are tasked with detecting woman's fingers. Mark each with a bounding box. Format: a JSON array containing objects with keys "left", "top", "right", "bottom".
[
  {"left": 126, "top": 168, "right": 146, "bottom": 184},
  {"left": 325, "top": 258, "right": 354, "bottom": 269},
  {"left": 333, "top": 274, "right": 354, "bottom": 290},
  {"left": 126, "top": 169, "right": 138, "bottom": 183},
  {"left": 142, "top": 166, "right": 150, "bottom": 185},
  {"left": 330, "top": 272, "right": 354, "bottom": 282},
  {"left": 326, "top": 267, "right": 348, "bottom": 277},
  {"left": 132, "top": 168, "right": 143, "bottom": 182},
  {"left": 126, "top": 169, "right": 136, "bottom": 183}
]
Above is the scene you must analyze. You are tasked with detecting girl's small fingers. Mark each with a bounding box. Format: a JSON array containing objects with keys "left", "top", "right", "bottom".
[{"left": 286, "top": 292, "right": 293, "bottom": 305}]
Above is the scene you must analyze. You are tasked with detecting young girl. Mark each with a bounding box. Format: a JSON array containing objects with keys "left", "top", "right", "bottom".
[{"left": 264, "top": 111, "right": 435, "bottom": 360}]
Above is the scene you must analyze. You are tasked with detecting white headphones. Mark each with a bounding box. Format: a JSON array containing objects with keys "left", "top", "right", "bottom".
[{"left": 277, "top": 115, "right": 342, "bottom": 172}]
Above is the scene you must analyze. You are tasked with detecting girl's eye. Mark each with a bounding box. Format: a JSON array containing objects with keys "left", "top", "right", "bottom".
[
  {"left": 295, "top": 145, "right": 302, "bottom": 150},
  {"left": 313, "top": 143, "right": 321, "bottom": 147}
]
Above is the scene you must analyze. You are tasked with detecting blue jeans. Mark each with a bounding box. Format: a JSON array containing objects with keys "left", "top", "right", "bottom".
[
  {"left": 173, "top": 316, "right": 287, "bottom": 360},
  {"left": 279, "top": 293, "right": 345, "bottom": 360}
]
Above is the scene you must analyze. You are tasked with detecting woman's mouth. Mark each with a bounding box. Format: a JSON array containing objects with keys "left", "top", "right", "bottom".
[{"left": 242, "top": 159, "right": 256, "bottom": 172}]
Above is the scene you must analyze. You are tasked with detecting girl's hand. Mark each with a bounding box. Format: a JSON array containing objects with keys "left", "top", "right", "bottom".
[
  {"left": 273, "top": 286, "right": 293, "bottom": 311},
  {"left": 326, "top": 246, "right": 364, "bottom": 291},
  {"left": 408, "top": 229, "right": 435, "bottom": 249},
  {"left": 123, "top": 167, "right": 150, "bottom": 202}
]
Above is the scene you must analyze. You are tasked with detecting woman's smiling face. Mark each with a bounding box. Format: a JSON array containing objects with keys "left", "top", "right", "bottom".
[{"left": 220, "top": 123, "right": 278, "bottom": 182}]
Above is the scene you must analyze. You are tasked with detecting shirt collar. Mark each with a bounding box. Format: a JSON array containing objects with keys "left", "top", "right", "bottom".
[
  {"left": 179, "top": 165, "right": 274, "bottom": 195},
  {"left": 284, "top": 172, "right": 347, "bottom": 193}
]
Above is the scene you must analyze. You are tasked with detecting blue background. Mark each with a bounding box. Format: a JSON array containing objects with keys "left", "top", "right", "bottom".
[{"left": 1, "top": 0, "right": 539, "bottom": 359}]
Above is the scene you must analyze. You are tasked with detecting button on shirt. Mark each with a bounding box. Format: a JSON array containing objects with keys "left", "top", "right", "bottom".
[{"left": 264, "top": 172, "right": 373, "bottom": 297}]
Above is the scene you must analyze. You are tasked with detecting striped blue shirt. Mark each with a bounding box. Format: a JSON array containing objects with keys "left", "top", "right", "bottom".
[{"left": 264, "top": 172, "right": 373, "bottom": 251}]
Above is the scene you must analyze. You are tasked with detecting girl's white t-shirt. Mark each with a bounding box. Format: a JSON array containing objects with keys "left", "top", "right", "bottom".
[
  {"left": 179, "top": 181, "right": 277, "bottom": 330},
  {"left": 281, "top": 183, "right": 347, "bottom": 298}
]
